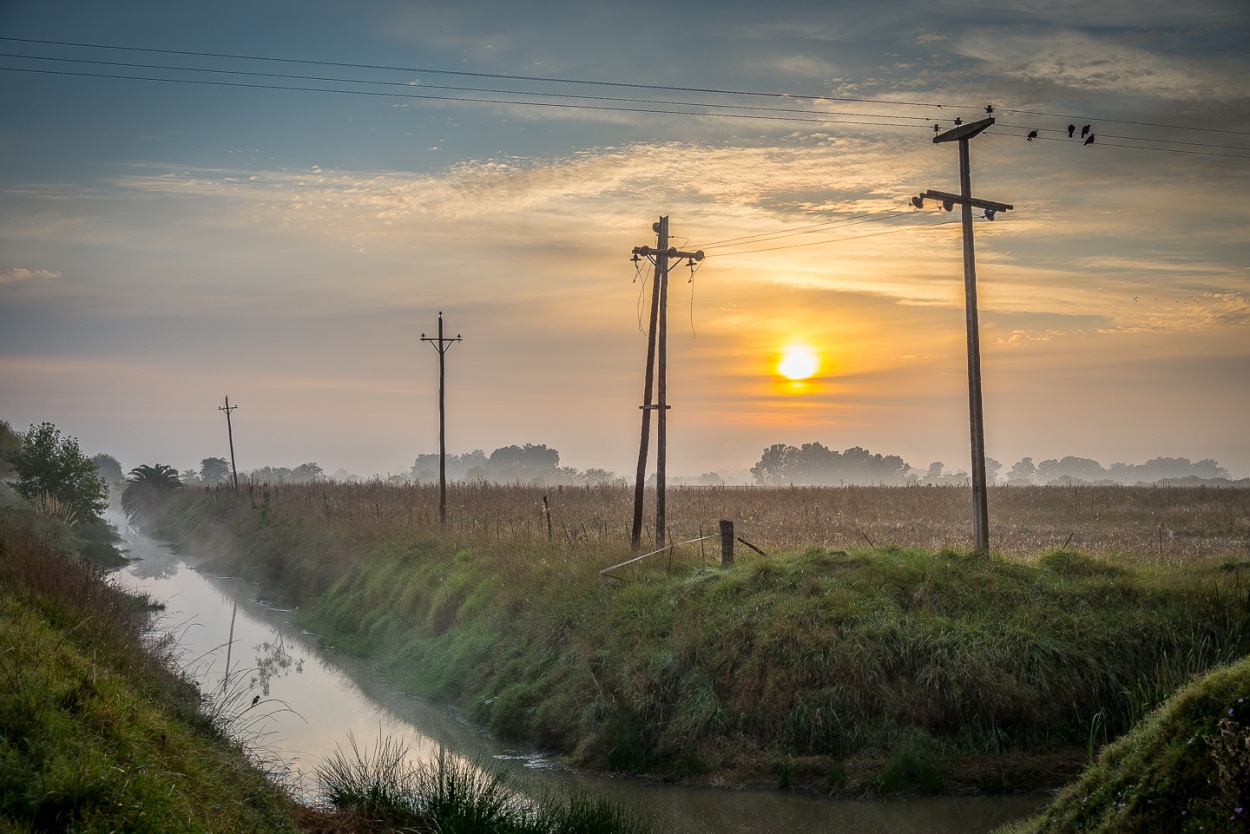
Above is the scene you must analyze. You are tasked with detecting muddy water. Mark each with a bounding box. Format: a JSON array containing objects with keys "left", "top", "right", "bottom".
[{"left": 111, "top": 517, "right": 1047, "bottom": 833}]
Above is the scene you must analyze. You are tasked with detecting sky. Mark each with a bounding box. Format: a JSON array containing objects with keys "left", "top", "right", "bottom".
[{"left": 1, "top": 0, "right": 1248, "bottom": 482}]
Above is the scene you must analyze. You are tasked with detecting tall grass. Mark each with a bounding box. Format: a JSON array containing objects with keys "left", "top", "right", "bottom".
[
  {"left": 185, "top": 480, "right": 1250, "bottom": 566},
  {"left": 316, "top": 733, "right": 653, "bottom": 834}
]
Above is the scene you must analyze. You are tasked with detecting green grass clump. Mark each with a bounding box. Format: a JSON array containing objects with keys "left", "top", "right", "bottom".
[
  {"left": 999, "top": 655, "right": 1250, "bottom": 833},
  {"left": 316, "top": 733, "right": 653, "bottom": 834},
  {"left": 0, "top": 518, "right": 301, "bottom": 834}
]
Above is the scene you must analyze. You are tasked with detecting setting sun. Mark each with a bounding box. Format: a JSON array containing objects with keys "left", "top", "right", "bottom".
[{"left": 777, "top": 344, "right": 821, "bottom": 380}]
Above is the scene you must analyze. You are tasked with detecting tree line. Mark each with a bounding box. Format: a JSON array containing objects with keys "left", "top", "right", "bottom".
[{"left": 749, "top": 442, "right": 1244, "bottom": 487}]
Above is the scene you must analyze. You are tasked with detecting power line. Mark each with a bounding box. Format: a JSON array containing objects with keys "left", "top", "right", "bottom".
[
  {"left": 705, "top": 216, "right": 963, "bottom": 258},
  {"left": 0, "top": 65, "right": 933, "bottom": 131},
  {"left": 704, "top": 212, "right": 910, "bottom": 250},
  {"left": 0, "top": 51, "right": 942, "bottom": 125},
  {"left": 4, "top": 35, "right": 1247, "bottom": 141},
  {"left": 994, "top": 123, "right": 1250, "bottom": 155},
  {"left": 1, "top": 37, "right": 1246, "bottom": 159}
]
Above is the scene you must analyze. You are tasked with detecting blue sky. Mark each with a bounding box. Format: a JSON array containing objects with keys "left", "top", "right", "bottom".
[{"left": 2, "top": 0, "right": 1248, "bottom": 480}]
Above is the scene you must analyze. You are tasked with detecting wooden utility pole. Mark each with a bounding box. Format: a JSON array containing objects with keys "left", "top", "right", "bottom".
[
  {"left": 218, "top": 396, "right": 239, "bottom": 489},
  {"left": 421, "top": 312, "right": 461, "bottom": 526},
  {"left": 629, "top": 217, "right": 703, "bottom": 549},
  {"left": 916, "top": 116, "right": 1013, "bottom": 553}
]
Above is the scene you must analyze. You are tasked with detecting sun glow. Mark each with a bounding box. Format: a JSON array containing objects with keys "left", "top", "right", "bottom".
[{"left": 777, "top": 344, "right": 820, "bottom": 380}]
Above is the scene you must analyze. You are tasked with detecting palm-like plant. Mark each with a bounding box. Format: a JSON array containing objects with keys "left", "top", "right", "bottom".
[{"left": 121, "top": 463, "right": 183, "bottom": 522}]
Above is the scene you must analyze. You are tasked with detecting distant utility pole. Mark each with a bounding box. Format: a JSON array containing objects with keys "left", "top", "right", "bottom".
[
  {"left": 218, "top": 396, "right": 239, "bottom": 490},
  {"left": 421, "top": 312, "right": 461, "bottom": 526},
  {"left": 629, "top": 216, "right": 703, "bottom": 550},
  {"left": 914, "top": 116, "right": 1014, "bottom": 554}
]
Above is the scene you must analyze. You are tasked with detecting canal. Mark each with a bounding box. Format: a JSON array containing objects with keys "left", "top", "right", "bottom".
[{"left": 111, "top": 515, "right": 1047, "bottom": 833}]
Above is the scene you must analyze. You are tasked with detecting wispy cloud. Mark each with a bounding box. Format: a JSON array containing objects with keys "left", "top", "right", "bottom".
[{"left": 0, "top": 267, "right": 60, "bottom": 285}]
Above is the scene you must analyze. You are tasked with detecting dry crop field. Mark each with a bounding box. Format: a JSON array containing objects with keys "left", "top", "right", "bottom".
[{"left": 239, "top": 482, "right": 1250, "bottom": 566}]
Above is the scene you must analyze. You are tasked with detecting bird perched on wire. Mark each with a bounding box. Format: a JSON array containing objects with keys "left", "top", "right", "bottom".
[
  {"left": 1027, "top": 130, "right": 1038, "bottom": 141},
  {"left": 1081, "top": 125, "right": 1091, "bottom": 138},
  {"left": 1084, "top": 134, "right": 1095, "bottom": 146},
  {"left": 1068, "top": 124, "right": 1076, "bottom": 138}
]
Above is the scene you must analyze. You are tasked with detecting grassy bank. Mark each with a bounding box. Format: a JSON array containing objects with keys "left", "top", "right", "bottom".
[
  {"left": 150, "top": 484, "right": 1250, "bottom": 795},
  {"left": 1000, "top": 655, "right": 1250, "bottom": 833},
  {"left": 0, "top": 514, "right": 302, "bottom": 833}
]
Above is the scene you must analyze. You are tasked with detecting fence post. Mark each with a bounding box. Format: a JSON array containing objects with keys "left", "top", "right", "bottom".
[{"left": 720, "top": 520, "right": 734, "bottom": 567}]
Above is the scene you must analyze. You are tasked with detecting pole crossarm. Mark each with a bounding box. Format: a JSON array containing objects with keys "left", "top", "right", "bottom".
[
  {"left": 633, "top": 245, "right": 704, "bottom": 262},
  {"left": 933, "top": 117, "right": 994, "bottom": 144},
  {"left": 922, "top": 189, "right": 1014, "bottom": 214}
]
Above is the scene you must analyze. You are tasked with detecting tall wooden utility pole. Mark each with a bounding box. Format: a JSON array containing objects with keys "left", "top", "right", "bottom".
[
  {"left": 629, "top": 217, "right": 703, "bottom": 549},
  {"left": 218, "top": 396, "right": 239, "bottom": 489},
  {"left": 421, "top": 312, "right": 462, "bottom": 526},
  {"left": 916, "top": 116, "right": 1013, "bottom": 553}
]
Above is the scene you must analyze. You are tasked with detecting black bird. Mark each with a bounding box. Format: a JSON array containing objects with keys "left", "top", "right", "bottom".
[
  {"left": 1081, "top": 124, "right": 1091, "bottom": 138},
  {"left": 251, "top": 695, "right": 261, "bottom": 706},
  {"left": 1084, "top": 134, "right": 1095, "bottom": 146},
  {"left": 1027, "top": 130, "right": 1038, "bottom": 141},
  {"left": 1068, "top": 124, "right": 1076, "bottom": 138}
]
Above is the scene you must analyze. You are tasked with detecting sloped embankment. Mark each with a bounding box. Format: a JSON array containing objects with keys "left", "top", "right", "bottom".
[
  {"left": 154, "top": 490, "right": 1250, "bottom": 796},
  {"left": 999, "top": 655, "right": 1250, "bottom": 833},
  {"left": 0, "top": 515, "right": 303, "bottom": 833}
]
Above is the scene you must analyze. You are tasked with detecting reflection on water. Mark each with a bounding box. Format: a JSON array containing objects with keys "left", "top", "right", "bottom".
[{"left": 110, "top": 515, "right": 1047, "bottom": 833}]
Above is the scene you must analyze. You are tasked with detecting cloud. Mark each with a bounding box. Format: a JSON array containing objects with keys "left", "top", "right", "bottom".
[
  {"left": 0, "top": 267, "right": 60, "bottom": 285},
  {"left": 953, "top": 29, "right": 1250, "bottom": 100}
]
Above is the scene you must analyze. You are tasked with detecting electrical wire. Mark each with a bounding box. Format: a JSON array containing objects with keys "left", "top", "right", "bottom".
[
  {"left": 0, "top": 64, "right": 939, "bottom": 130},
  {"left": 13, "top": 33, "right": 1243, "bottom": 142},
  {"left": 704, "top": 216, "right": 964, "bottom": 258},
  {"left": 0, "top": 51, "right": 947, "bottom": 123},
  {"left": 707, "top": 212, "right": 911, "bottom": 250},
  {"left": 1, "top": 36, "right": 1246, "bottom": 158}
]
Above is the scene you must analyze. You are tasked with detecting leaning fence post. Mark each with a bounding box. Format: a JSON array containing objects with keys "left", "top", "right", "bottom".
[{"left": 720, "top": 520, "right": 734, "bottom": 567}]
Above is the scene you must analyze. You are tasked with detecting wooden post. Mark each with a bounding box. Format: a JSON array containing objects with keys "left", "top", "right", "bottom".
[
  {"left": 630, "top": 220, "right": 664, "bottom": 550},
  {"left": 720, "top": 519, "right": 734, "bottom": 567},
  {"left": 420, "top": 312, "right": 462, "bottom": 527},
  {"left": 922, "top": 117, "right": 1013, "bottom": 554},
  {"left": 542, "top": 495, "right": 552, "bottom": 542}
]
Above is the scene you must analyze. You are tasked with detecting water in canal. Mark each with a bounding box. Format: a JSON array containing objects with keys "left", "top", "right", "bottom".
[{"left": 110, "top": 516, "right": 1047, "bottom": 833}]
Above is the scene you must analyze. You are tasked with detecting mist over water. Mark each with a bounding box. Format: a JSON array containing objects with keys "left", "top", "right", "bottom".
[{"left": 110, "top": 513, "right": 1046, "bottom": 833}]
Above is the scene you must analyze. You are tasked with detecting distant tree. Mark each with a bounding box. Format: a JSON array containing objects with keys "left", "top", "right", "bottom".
[
  {"left": 180, "top": 469, "right": 201, "bottom": 485},
  {"left": 0, "top": 420, "right": 20, "bottom": 481},
  {"left": 488, "top": 444, "right": 560, "bottom": 471},
  {"left": 6, "top": 422, "right": 107, "bottom": 524},
  {"left": 751, "top": 444, "right": 802, "bottom": 485},
  {"left": 121, "top": 463, "right": 182, "bottom": 521},
  {"left": 91, "top": 453, "right": 124, "bottom": 485},
  {"left": 411, "top": 450, "right": 488, "bottom": 482},
  {"left": 752, "top": 443, "right": 911, "bottom": 486},
  {"left": 581, "top": 468, "right": 617, "bottom": 486},
  {"left": 985, "top": 457, "right": 1002, "bottom": 485},
  {"left": 290, "top": 462, "right": 324, "bottom": 483},
  {"left": 1036, "top": 456, "right": 1106, "bottom": 484},
  {"left": 247, "top": 466, "right": 293, "bottom": 484},
  {"left": 1108, "top": 457, "right": 1230, "bottom": 484},
  {"left": 1007, "top": 457, "right": 1036, "bottom": 484},
  {"left": 200, "top": 456, "right": 231, "bottom": 486},
  {"left": 926, "top": 462, "right": 944, "bottom": 481}
]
